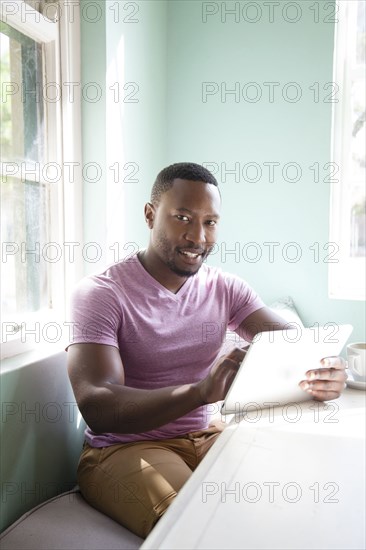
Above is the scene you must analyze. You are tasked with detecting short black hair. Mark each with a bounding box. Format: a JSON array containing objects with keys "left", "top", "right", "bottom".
[{"left": 150, "top": 162, "right": 219, "bottom": 205}]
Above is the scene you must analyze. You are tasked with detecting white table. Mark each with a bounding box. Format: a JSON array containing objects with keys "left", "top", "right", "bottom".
[{"left": 142, "top": 389, "right": 366, "bottom": 550}]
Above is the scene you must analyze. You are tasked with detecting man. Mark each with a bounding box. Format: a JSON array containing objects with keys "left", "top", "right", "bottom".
[{"left": 67, "top": 162, "right": 346, "bottom": 539}]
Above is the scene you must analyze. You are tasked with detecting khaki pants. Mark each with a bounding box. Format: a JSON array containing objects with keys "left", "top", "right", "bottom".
[{"left": 77, "top": 424, "right": 224, "bottom": 539}]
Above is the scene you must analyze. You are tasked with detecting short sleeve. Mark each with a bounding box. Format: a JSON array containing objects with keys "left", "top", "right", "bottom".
[
  {"left": 223, "top": 272, "right": 265, "bottom": 331},
  {"left": 66, "top": 275, "right": 122, "bottom": 350}
]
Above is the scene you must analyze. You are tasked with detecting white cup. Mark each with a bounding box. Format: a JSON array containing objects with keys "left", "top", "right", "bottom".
[{"left": 347, "top": 343, "right": 366, "bottom": 382}]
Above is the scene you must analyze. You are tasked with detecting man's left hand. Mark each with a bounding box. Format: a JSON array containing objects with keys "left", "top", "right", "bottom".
[{"left": 299, "top": 356, "right": 347, "bottom": 401}]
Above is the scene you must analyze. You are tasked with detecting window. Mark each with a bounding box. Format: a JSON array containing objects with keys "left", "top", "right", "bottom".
[
  {"left": 329, "top": 0, "right": 366, "bottom": 300},
  {"left": 0, "top": 0, "right": 82, "bottom": 358}
]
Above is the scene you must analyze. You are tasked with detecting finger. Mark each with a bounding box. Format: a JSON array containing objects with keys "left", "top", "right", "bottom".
[
  {"left": 299, "top": 379, "right": 346, "bottom": 403},
  {"left": 215, "top": 357, "right": 240, "bottom": 379},
  {"left": 310, "top": 390, "right": 342, "bottom": 401},
  {"left": 300, "top": 379, "right": 345, "bottom": 392},
  {"left": 305, "top": 368, "right": 347, "bottom": 382},
  {"left": 221, "top": 358, "right": 242, "bottom": 374},
  {"left": 217, "top": 360, "right": 241, "bottom": 395},
  {"left": 226, "top": 347, "right": 246, "bottom": 364},
  {"left": 319, "top": 356, "right": 347, "bottom": 370}
]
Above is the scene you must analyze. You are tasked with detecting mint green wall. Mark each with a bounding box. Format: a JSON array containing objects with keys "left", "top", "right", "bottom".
[
  {"left": 165, "top": 1, "right": 365, "bottom": 343},
  {"left": 105, "top": 0, "right": 167, "bottom": 251},
  {"left": 82, "top": 0, "right": 167, "bottom": 273},
  {"left": 81, "top": 0, "right": 364, "bottom": 338}
]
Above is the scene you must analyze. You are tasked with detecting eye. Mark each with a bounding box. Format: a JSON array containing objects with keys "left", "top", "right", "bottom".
[
  {"left": 206, "top": 220, "right": 217, "bottom": 227},
  {"left": 176, "top": 215, "right": 190, "bottom": 222}
]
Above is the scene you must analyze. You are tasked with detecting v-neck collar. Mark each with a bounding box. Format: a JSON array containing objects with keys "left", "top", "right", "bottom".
[{"left": 134, "top": 251, "right": 195, "bottom": 300}]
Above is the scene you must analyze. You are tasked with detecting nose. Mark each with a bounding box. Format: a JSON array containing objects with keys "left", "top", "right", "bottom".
[{"left": 184, "top": 220, "right": 206, "bottom": 245}]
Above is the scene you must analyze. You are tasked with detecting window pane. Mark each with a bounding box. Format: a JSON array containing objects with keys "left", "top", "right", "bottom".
[
  {"left": 330, "top": 1, "right": 366, "bottom": 298},
  {"left": 1, "top": 22, "right": 48, "bottom": 321},
  {"left": 350, "top": 77, "right": 365, "bottom": 257},
  {"left": 356, "top": 0, "right": 365, "bottom": 66},
  {"left": 1, "top": 177, "right": 48, "bottom": 318},
  {"left": 349, "top": 3, "right": 366, "bottom": 258},
  {"left": 0, "top": 21, "right": 44, "bottom": 163},
  {"left": 351, "top": 80, "right": 365, "bottom": 183}
]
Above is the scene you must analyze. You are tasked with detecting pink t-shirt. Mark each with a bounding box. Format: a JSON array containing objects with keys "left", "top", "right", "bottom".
[{"left": 68, "top": 253, "right": 264, "bottom": 446}]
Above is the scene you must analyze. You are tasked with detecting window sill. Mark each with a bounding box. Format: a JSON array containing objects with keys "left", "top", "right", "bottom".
[{"left": 0, "top": 342, "right": 67, "bottom": 375}]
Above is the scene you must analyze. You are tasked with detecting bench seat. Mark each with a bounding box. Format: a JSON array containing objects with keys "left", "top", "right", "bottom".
[{"left": 0, "top": 487, "right": 143, "bottom": 550}]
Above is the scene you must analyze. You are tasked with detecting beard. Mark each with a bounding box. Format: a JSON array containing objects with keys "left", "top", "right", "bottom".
[
  {"left": 155, "top": 232, "right": 213, "bottom": 278},
  {"left": 165, "top": 258, "right": 198, "bottom": 278}
]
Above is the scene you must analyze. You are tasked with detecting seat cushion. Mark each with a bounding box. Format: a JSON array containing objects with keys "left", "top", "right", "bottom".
[{"left": 0, "top": 487, "right": 142, "bottom": 550}]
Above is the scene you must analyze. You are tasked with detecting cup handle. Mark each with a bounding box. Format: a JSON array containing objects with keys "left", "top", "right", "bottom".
[{"left": 348, "top": 354, "right": 361, "bottom": 375}]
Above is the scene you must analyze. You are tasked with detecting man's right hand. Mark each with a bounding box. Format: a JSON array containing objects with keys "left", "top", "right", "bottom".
[
  {"left": 196, "top": 347, "right": 246, "bottom": 404},
  {"left": 67, "top": 343, "right": 246, "bottom": 435},
  {"left": 67, "top": 342, "right": 218, "bottom": 434}
]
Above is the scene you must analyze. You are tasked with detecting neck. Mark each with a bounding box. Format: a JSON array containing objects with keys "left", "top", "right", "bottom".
[{"left": 138, "top": 250, "right": 187, "bottom": 294}]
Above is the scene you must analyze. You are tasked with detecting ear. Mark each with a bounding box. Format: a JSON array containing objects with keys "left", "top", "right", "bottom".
[{"left": 144, "top": 202, "right": 155, "bottom": 229}]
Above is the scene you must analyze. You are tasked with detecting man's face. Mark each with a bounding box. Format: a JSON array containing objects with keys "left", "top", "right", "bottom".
[{"left": 146, "top": 178, "right": 221, "bottom": 278}]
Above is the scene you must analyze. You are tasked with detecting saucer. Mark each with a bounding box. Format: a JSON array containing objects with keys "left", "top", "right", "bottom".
[{"left": 347, "top": 378, "right": 366, "bottom": 391}]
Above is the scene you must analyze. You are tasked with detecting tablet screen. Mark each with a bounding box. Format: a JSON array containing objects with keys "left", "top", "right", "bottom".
[{"left": 221, "top": 324, "right": 353, "bottom": 415}]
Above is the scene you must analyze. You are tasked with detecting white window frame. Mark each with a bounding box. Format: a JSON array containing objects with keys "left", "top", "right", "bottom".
[
  {"left": 329, "top": 0, "right": 366, "bottom": 301},
  {"left": 0, "top": 0, "right": 83, "bottom": 359}
]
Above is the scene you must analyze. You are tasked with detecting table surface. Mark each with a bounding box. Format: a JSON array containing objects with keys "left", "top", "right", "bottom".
[{"left": 142, "top": 388, "right": 366, "bottom": 550}]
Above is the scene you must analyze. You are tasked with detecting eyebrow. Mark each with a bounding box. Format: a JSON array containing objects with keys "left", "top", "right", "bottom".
[{"left": 175, "top": 207, "right": 220, "bottom": 219}]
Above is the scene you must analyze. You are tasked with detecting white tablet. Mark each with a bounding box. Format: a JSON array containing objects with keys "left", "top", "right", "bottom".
[{"left": 221, "top": 324, "right": 353, "bottom": 415}]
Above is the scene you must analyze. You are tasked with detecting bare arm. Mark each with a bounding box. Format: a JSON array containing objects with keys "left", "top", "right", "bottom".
[
  {"left": 236, "top": 306, "right": 290, "bottom": 341},
  {"left": 67, "top": 343, "right": 244, "bottom": 434}
]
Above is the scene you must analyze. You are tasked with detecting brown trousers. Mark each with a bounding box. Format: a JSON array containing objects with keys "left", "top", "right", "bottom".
[{"left": 77, "top": 424, "right": 224, "bottom": 539}]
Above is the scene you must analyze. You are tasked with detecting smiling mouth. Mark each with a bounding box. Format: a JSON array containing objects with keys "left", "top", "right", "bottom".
[
  {"left": 179, "top": 250, "right": 201, "bottom": 259},
  {"left": 177, "top": 249, "right": 206, "bottom": 263}
]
